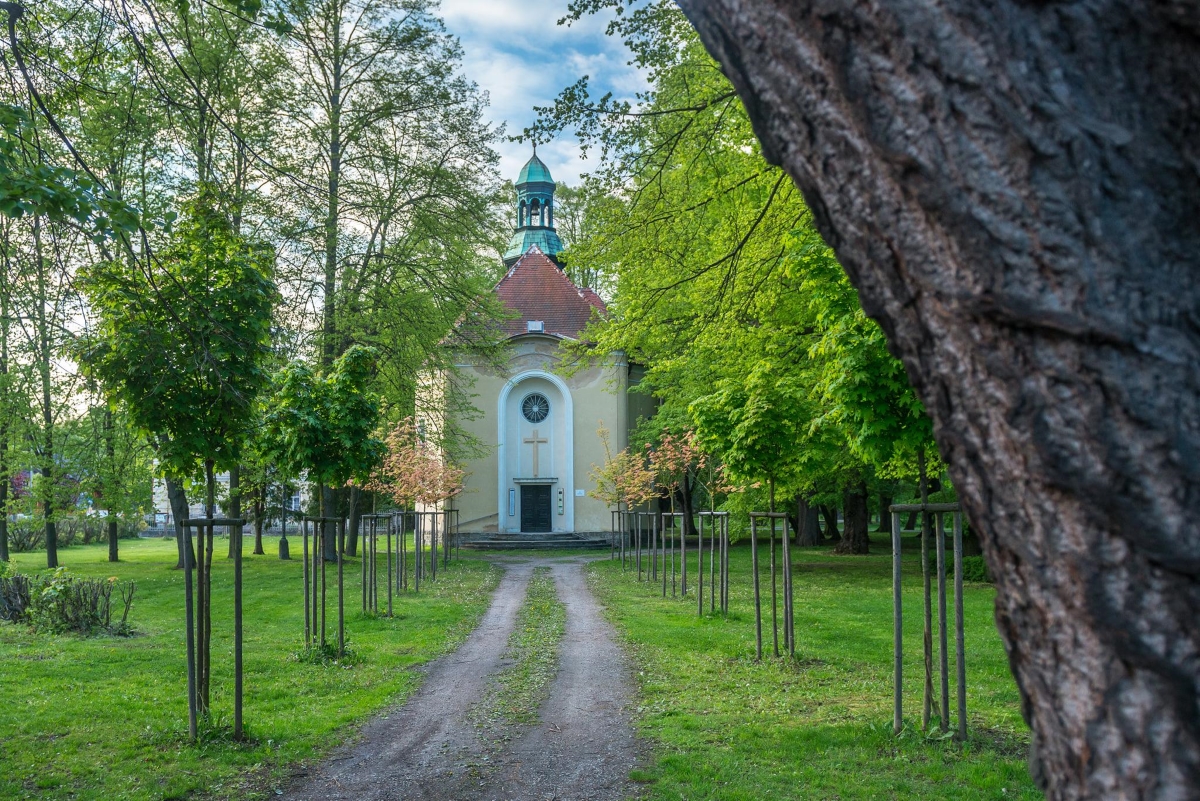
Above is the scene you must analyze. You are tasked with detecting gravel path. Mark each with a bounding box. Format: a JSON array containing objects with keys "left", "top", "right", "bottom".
[{"left": 282, "top": 556, "right": 639, "bottom": 801}]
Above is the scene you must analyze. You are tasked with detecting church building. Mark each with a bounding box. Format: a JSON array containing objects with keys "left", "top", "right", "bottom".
[{"left": 434, "top": 151, "right": 651, "bottom": 538}]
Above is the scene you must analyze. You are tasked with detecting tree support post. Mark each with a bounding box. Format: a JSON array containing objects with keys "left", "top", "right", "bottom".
[
  {"left": 782, "top": 512, "right": 793, "bottom": 657},
  {"left": 892, "top": 509, "right": 902, "bottom": 735},
  {"left": 661, "top": 513, "right": 668, "bottom": 597},
  {"left": 637, "top": 512, "right": 643, "bottom": 581},
  {"left": 302, "top": 519, "right": 311, "bottom": 645},
  {"left": 681, "top": 511, "right": 688, "bottom": 597},
  {"left": 319, "top": 521, "right": 326, "bottom": 649},
  {"left": 697, "top": 513, "right": 705, "bottom": 616},
  {"left": 414, "top": 514, "right": 421, "bottom": 592},
  {"left": 654, "top": 512, "right": 659, "bottom": 584},
  {"left": 936, "top": 512, "right": 950, "bottom": 732},
  {"left": 890, "top": 503, "right": 966, "bottom": 739},
  {"left": 770, "top": 515, "right": 779, "bottom": 657},
  {"left": 751, "top": 515, "right": 762, "bottom": 660},
  {"left": 429, "top": 512, "right": 438, "bottom": 582},
  {"left": 921, "top": 507, "right": 934, "bottom": 729},
  {"left": 400, "top": 512, "right": 407, "bottom": 592},
  {"left": 954, "top": 511, "right": 966, "bottom": 743},
  {"left": 182, "top": 517, "right": 247, "bottom": 738},
  {"left": 183, "top": 524, "right": 198, "bottom": 741},
  {"left": 338, "top": 518, "right": 345, "bottom": 659},
  {"left": 700, "top": 513, "right": 710, "bottom": 613},
  {"left": 233, "top": 515, "right": 243, "bottom": 740},
  {"left": 386, "top": 515, "right": 393, "bottom": 617},
  {"left": 361, "top": 515, "right": 368, "bottom": 613}
]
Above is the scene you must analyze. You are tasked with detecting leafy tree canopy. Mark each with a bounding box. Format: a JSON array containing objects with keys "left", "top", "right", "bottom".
[
  {"left": 77, "top": 192, "right": 278, "bottom": 477},
  {"left": 537, "top": 0, "right": 936, "bottom": 495},
  {"left": 261, "top": 345, "right": 384, "bottom": 490}
]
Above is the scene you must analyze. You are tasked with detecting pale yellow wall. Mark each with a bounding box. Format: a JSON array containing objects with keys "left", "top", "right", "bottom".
[{"left": 448, "top": 335, "right": 629, "bottom": 534}]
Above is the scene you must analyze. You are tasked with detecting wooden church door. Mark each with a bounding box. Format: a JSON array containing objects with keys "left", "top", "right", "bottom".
[{"left": 520, "top": 485, "right": 552, "bottom": 532}]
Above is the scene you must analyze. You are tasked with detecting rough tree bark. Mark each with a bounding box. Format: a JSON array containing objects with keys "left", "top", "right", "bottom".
[
  {"left": 676, "top": 478, "right": 699, "bottom": 539},
  {"left": 835, "top": 482, "right": 870, "bottom": 555},
  {"left": 819, "top": 504, "right": 838, "bottom": 543},
  {"left": 322, "top": 486, "right": 338, "bottom": 561},
  {"left": 876, "top": 493, "right": 893, "bottom": 533},
  {"left": 104, "top": 408, "right": 118, "bottom": 563},
  {"left": 677, "top": 1, "right": 1200, "bottom": 797},
  {"left": 792, "top": 497, "right": 823, "bottom": 546},
  {"left": 253, "top": 484, "right": 266, "bottom": 556},
  {"left": 165, "top": 477, "right": 192, "bottom": 569}
]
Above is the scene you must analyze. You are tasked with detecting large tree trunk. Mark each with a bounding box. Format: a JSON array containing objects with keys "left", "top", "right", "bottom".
[
  {"left": 0, "top": 440, "right": 8, "bottom": 564},
  {"left": 819, "top": 504, "right": 838, "bottom": 543},
  {"left": 675, "top": 477, "right": 699, "bottom": 539},
  {"left": 107, "top": 519, "right": 119, "bottom": 563},
  {"left": 677, "top": 1, "right": 1200, "bottom": 796},
  {"left": 104, "top": 408, "right": 118, "bottom": 562},
  {"left": 835, "top": 482, "right": 870, "bottom": 555},
  {"left": 876, "top": 494, "right": 893, "bottom": 533},
  {"left": 322, "top": 485, "right": 338, "bottom": 562},
  {"left": 227, "top": 465, "right": 241, "bottom": 559},
  {"left": 792, "top": 497, "right": 822, "bottom": 547},
  {"left": 165, "top": 477, "right": 191, "bottom": 569},
  {"left": 0, "top": 254, "right": 8, "bottom": 565},
  {"left": 253, "top": 484, "right": 265, "bottom": 556}
]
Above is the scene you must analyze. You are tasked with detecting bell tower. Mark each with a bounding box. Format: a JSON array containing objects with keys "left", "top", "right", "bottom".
[{"left": 503, "top": 147, "right": 565, "bottom": 267}]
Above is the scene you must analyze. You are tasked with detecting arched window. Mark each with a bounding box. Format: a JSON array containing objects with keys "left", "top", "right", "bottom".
[
  {"left": 530, "top": 199, "right": 541, "bottom": 227},
  {"left": 519, "top": 200, "right": 527, "bottom": 227},
  {"left": 546, "top": 200, "right": 553, "bottom": 227}
]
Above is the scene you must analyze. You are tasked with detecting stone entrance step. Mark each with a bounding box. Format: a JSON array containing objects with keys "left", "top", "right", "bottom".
[{"left": 459, "top": 532, "right": 610, "bottom": 550}]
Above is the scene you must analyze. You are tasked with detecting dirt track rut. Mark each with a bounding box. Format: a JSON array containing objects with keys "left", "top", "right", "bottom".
[{"left": 282, "top": 556, "right": 639, "bottom": 801}]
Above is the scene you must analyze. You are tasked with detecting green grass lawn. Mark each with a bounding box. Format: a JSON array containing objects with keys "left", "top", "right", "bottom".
[
  {"left": 588, "top": 533, "right": 1039, "bottom": 800},
  {"left": 1, "top": 537, "right": 500, "bottom": 801}
]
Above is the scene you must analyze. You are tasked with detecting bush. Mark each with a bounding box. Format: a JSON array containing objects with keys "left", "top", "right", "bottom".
[
  {"left": 0, "top": 567, "right": 136, "bottom": 635},
  {"left": 8, "top": 520, "right": 42, "bottom": 552},
  {"left": 959, "top": 555, "right": 991, "bottom": 583},
  {"left": 927, "top": 552, "right": 993, "bottom": 583},
  {"left": 4, "top": 515, "right": 145, "bottom": 552}
]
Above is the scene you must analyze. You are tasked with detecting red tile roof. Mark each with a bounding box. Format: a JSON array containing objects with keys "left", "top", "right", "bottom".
[{"left": 495, "top": 246, "right": 607, "bottom": 339}]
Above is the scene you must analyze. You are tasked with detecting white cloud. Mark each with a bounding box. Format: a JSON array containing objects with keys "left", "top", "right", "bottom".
[{"left": 441, "top": 0, "right": 647, "bottom": 185}]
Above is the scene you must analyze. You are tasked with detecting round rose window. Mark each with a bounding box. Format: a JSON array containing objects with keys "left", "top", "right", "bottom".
[{"left": 522, "top": 393, "right": 550, "bottom": 423}]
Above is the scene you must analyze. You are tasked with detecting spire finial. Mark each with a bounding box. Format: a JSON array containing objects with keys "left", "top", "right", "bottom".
[{"left": 532, "top": 141, "right": 537, "bottom": 155}]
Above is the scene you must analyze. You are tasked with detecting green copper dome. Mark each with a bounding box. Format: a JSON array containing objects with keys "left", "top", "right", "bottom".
[
  {"left": 504, "top": 229, "right": 564, "bottom": 264},
  {"left": 504, "top": 148, "right": 562, "bottom": 267},
  {"left": 517, "top": 152, "right": 555, "bottom": 186}
]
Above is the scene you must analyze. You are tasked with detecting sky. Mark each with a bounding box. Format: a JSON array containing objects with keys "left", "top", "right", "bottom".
[{"left": 439, "top": 0, "right": 647, "bottom": 186}]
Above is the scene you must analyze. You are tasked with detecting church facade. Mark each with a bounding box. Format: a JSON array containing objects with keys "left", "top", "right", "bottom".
[{"left": 432, "top": 153, "right": 651, "bottom": 536}]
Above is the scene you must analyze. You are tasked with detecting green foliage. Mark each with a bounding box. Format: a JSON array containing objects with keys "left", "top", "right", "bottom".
[
  {"left": 0, "top": 566, "right": 135, "bottom": 635},
  {"left": 261, "top": 345, "right": 385, "bottom": 489},
  {"left": 690, "top": 363, "right": 809, "bottom": 489},
  {"left": 77, "top": 194, "right": 277, "bottom": 477},
  {"left": 0, "top": 105, "right": 141, "bottom": 242},
  {"left": 929, "top": 553, "right": 993, "bottom": 584},
  {"left": 539, "top": 1, "right": 937, "bottom": 499}
]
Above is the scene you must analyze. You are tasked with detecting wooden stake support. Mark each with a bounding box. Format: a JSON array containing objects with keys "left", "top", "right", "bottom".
[
  {"left": 750, "top": 512, "right": 792, "bottom": 659},
  {"left": 889, "top": 502, "right": 967, "bottom": 740},
  {"left": 181, "top": 517, "right": 247, "bottom": 740}
]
